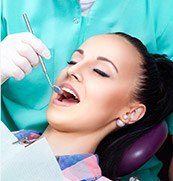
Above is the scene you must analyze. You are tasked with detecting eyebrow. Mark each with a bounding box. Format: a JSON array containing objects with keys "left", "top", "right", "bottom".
[
  {"left": 75, "top": 49, "right": 84, "bottom": 55},
  {"left": 74, "top": 49, "right": 118, "bottom": 73},
  {"left": 97, "top": 56, "right": 118, "bottom": 73}
]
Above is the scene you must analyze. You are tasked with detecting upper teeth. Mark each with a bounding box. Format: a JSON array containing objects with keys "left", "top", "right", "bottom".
[{"left": 61, "top": 87, "right": 78, "bottom": 99}]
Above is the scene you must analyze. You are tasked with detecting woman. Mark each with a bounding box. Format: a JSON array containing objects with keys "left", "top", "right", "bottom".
[{"left": 14, "top": 32, "right": 173, "bottom": 180}]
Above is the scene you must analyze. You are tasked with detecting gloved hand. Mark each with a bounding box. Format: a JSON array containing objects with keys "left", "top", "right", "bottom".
[{"left": 0, "top": 32, "right": 51, "bottom": 84}]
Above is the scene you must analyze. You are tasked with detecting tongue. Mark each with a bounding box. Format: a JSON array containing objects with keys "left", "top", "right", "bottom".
[
  {"left": 63, "top": 91, "right": 73, "bottom": 99},
  {"left": 62, "top": 91, "right": 79, "bottom": 103},
  {"left": 62, "top": 98, "right": 79, "bottom": 103}
]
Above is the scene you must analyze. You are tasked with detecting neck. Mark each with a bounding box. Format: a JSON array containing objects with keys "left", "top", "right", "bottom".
[{"left": 42, "top": 125, "right": 103, "bottom": 156}]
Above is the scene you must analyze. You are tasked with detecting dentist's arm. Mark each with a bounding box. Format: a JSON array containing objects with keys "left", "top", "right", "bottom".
[{"left": 0, "top": 32, "right": 51, "bottom": 84}]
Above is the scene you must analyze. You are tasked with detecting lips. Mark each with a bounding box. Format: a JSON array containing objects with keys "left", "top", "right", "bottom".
[{"left": 53, "top": 83, "right": 80, "bottom": 107}]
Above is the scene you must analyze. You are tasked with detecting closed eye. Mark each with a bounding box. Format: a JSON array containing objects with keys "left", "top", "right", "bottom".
[
  {"left": 67, "top": 60, "right": 77, "bottom": 65},
  {"left": 93, "top": 69, "right": 110, "bottom": 78}
]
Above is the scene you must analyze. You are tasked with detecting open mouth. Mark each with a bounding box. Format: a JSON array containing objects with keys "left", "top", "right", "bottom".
[
  {"left": 54, "top": 84, "right": 80, "bottom": 106},
  {"left": 58, "top": 87, "right": 80, "bottom": 103}
]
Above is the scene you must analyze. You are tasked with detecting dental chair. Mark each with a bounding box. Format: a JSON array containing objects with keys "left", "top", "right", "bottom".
[{"left": 116, "top": 121, "right": 168, "bottom": 180}]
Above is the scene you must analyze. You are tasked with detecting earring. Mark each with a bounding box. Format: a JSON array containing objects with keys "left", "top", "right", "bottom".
[
  {"left": 116, "top": 119, "right": 125, "bottom": 128},
  {"left": 123, "top": 114, "right": 128, "bottom": 120}
]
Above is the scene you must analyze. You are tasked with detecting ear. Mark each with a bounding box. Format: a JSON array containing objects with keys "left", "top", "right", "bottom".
[{"left": 128, "top": 104, "right": 146, "bottom": 124}]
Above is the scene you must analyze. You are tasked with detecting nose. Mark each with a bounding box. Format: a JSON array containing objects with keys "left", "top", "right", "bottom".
[{"left": 67, "top": 63, "right": 83, "bottom": 82}]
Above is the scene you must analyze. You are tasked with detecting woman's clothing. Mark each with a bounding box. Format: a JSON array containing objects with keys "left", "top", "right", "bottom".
[
  {"left": 14, "top": 129, "right": 111, "bottom": 180},
  {"left": 57, "top": 154, "right": 111, "bottom": 181},
  {"left": 14, "top": 129, "right": 162, "bottom": 181},
  {"left": 2, "top": 1, "right": 173, "bottom": 180}
]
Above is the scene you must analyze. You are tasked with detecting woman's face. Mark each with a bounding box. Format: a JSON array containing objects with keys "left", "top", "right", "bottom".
[{"left": 47, "top": 34, "right": 142, "bottom": 133}]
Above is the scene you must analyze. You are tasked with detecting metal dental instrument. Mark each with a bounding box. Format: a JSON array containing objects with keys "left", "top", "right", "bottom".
[{"left": 23, "top": 13, "right": 62, "bottom": 94}]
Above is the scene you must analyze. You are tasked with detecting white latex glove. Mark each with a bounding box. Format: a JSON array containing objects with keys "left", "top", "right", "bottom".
[{"left": 0, "top": 32, "right": 51, "bottom": 84}]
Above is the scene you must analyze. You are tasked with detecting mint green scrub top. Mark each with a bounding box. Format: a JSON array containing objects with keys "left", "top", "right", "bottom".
[{"left": 1, "top": 1, "right": 173, "bottom": 180}]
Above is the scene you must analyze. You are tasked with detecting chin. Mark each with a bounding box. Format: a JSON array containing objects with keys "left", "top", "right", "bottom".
[{"left": 47, "top": 108, "right": 73, "bottom": 129}]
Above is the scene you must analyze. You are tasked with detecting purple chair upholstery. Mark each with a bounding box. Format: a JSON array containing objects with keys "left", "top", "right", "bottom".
[{"left": 116, "top": 121, "right": 168, "bottom": 177}]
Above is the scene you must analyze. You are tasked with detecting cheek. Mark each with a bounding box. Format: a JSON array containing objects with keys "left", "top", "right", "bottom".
[
  {"left": 84, "top": 94, "right": 117, "bottom": 124},
  {"left": 85, "top": 82, "right": 131, "bottom": 120}
]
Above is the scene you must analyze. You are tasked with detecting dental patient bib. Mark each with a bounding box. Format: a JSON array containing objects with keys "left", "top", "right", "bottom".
[{"left": 0, "top": 121, "right": 69, "bottom": 181}]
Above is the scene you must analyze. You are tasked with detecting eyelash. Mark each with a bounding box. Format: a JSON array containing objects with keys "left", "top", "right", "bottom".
[
  {"left": 93, "top": 69, "right": 110, "bottom": 78},
  {"left": 67, "top": 60, "right": 77, "bottom": 65},
  {"left": 67, "top": 61, "right": 110, "bottom": 78}
]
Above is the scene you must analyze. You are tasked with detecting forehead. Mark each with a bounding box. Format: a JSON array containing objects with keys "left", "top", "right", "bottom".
[{"left": 80, "top": 34, "right": 141, "bottom": 71}]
